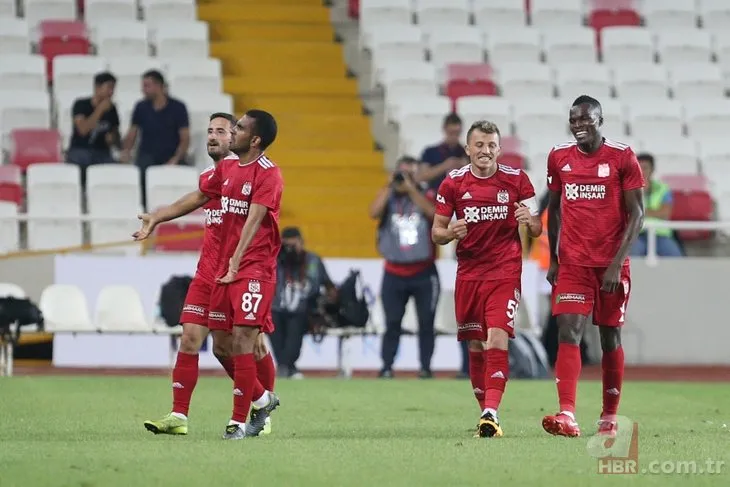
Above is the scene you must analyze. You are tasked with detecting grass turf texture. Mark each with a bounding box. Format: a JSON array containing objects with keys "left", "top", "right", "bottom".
[{"left": 1, "top": 377, "right": 728, "bottom": 487}]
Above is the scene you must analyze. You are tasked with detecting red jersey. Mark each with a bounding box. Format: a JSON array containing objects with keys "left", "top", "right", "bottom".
[
  {"left": 195, "top": 155, "right": 238, "bottom": 283},
  {"left": 546, "top": 138, "right": 644, "bottom": 268},
  {"left": 202, "top": 153, "right": 283, "bottom": 282},
  {"left": 435, "top": 164, "right": 538, "bottom": 281}
]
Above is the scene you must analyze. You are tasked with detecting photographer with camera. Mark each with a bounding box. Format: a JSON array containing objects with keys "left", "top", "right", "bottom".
[
  {"left": 369, "top": 156, "right": 440, "bottom": 378},
  {"left": 271, "top": 227, "right": 336, "bottom": 379}
]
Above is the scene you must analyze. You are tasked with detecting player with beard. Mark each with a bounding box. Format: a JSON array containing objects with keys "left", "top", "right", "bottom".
[
  {"left": 201, "top": 109, "right": 283, "bottom": 440},
  {"left": 134, "top": 112, "right": 276, "bottom": 436},
  {"left": 541, "top": 96, "right": 644, "bottom": 438},
  {"left": 432, "top": 120, "right": 541, "bottom": 438}
]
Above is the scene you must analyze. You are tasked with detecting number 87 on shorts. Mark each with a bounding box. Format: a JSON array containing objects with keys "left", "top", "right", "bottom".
[{"left": 231, "top": 278, "right": 276, "bottom": 328}]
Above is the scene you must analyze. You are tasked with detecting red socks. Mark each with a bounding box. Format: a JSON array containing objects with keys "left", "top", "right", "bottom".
[
  {"left": 256, "top": 352, "right": 276, "bottom": 392},
  {"left": 601, "top": 347, "right": 624, "bottom": 419},
  {"left": 232, "top": 353, "right": 266, "bottom": 423},
  {"left": 483, "top": 349, "right": 509, "bottom": 411},
  {"left": 172, "top": 352, "right": 199, "bottom": 416},
  {"left": 555, "top": 343, "right": 582, "bottom": 414},
  {"left": 468, "top": 350, "right": 485, "bottom": 409},
  {"left": 218, "top": 357, "right": 235, "bottom": 380}
]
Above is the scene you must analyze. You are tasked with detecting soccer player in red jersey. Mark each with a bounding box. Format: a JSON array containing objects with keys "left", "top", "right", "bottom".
[
  {"left": 200, "top": 110, "right": 283, "bottom": 440},
  {"left": 133, "top": 113, "right": 277, "bottom": 435},
  {"left": 541, "top": 96, "right": 644, "bottom": 438},
  {"left": 432, "top": 121, "right": 542, "bottom": 438}
]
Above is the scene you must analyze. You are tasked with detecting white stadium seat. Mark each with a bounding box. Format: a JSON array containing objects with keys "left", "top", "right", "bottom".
[
  {"left": 684, "top": 100, "right": 730, "bottom": 140},
  {"left": 25, "top": 0, "right": 77, "bottom": 28},
  {"left": 0, "top": 202, "right": 20, "bottom": 253},
  {"left": 0, "top": 0, "right": 17, "bottom": 16},
  {"left": 627, "top": 100, "right": 684, "bottom": 140},
  {"left": 0, "top": 55, "right": 47, "bottom": 92},
  {"left": 637, "top": 137, "right": 699, "bottom": 175},
  {"left": 145, "top": 165, "right": 199, "bottom": 211},
  {"left": 94, "top": 285, "right": 150, "bottom": 332},
  {"left": 85, "top": 0, "right": 138, "bottom": 25},
  {"left": 165, "top": 58, "right": 222, "bottom": 95},
  {"left": 642, "top": 0, "right": 698, "bottom": 30},
  {"left": 86, "top": 164, "right": 141, "bottom": 215},
  {"left": 698, "top": 140, "right": 730, "bottom": 185},
  {"left": 513, "top": 99, "right": 567, "bottom": 140},
  {"left": 143, "top": 0, "right": 197, "bottom": 23},
  {"left": 26, "top": 163, "right": 81, "bottom": 216},
  {"left": 107, "top": 57, "right": 164, "bottom": 94},
  {"left": 542, "top": 27, "right": 597, "bottom": 65},
  {"left": 455, "top": 96, "right": 512, "bottom": 135},
  {"left": 699, "top": 0, "right": 730, "bottom": 32},
  {"left": 656, "top": 29, "right": 713, "bottom": 66},
  {"left": 601, "top": 27, "right": 655, "bottom": 65},
  {"left": 415, "top": 0, "right": 470, "bottom": 28},
  {"left": 39, "top": 284, "right": 95, "bottom": 332},
  {"left": 0, "top": 282, "right": 25, "bottom": 298},
  {"left": 486, "top": 27, "right": 542, "bottom": 65},
  {"left": 530, "top": 0, "right": 582, "bottom": 27},
  {"left": 154, "top": 21, "right": 209, "bottom": 58},
  {"left": 381, "top": 62, "right": 438, "bottom": 119},
  {"left": 53, "top": 55, "right": 107, "bottom": 95},
  {"left": 0, "top": 90, "right": 51, "bottom": 140},
  {"left": 669, "top": 64, "right": 725, "bottom": 102},
  {"left": 0, "top": 18, "right": 31, "bottom": 54},
  {"left": 427, "top": 27, "right": 484, "bottom": 80},
  {"left": 88, "top": 218, "right": 142, "bottom": 252},
  {"left": 472, "top": 0, "right": 525, "bottom": 30},
  {"left": 613, "top": 63, "right": 669, "bottom": 101},
  {"left": 388, "top": 94, "right": 450, "bottom": 127},
  {"left": 590, "top": 99, "right": 627, "bottom": 138},
  {"left": 360, "top": 0, "right": 411, "bottom": 31},
  {"left": 554, "top": 63, "right": 613, "bottom": 100},
  {"left": 94, "top": 20, "right": 149, "bottom": 57},
  {"left": 497, "top": 62, "right": 554, "bottom": 99},
  {"left": 370, "top": 26, "right": 425, "bottom": 84}
]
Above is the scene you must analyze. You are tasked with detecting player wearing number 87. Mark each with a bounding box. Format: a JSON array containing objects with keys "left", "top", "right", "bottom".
[
  {"left": 201, "top": 110, "right": 284, "bottom": 440},
  {"left": 541, "top": 96, "right": 644, "bottom": 439},
  {"left": 432, "top": 120, "right": 541, "bottom": 438}
]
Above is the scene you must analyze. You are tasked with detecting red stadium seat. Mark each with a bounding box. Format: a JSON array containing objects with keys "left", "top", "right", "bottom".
[
  {"left": 499, "top": 136, "right": 525, "bottom": 169},
  {"left": 446, "top": 64, "right": 498, "bottom": 106},
  {"left": 349, "top": 0, "right": 359, "bottom": 18},
  {"left": 662, "top": 175, "right": 714, "bottom": 240},
  {"left": 588, "top": 0, "right": 642, "bottom": 53},
  {"left": 10, "top": 129, "right": 63, "bottom": 171},
  {"left": 0, "top": 165, "right": 22, "bottom": 205},
  {"left": 38, "top": 21, "right": 90, "bottom": 83},
  {"left": 155, "top": 209, "right": 205, "bottom": 252}
]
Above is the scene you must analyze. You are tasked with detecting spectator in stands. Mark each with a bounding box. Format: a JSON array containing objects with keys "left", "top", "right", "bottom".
[
  {"left": 630, "top": 153, "right": 684, "bottom": 257},
  {"left": 370, "top": 156, "right": 439, "bottom": 379},
  {"left": 271, "top": 227, "right": 336, "bottom": 379},
  {"left": 66, "top": 71, "right": 120, "bottom": 189},
  {"left": 417, "top": 113, "right": 468, "bottom": 191},
  {"left": 120, "top": 70, "right": 190, "bottom": 208}
]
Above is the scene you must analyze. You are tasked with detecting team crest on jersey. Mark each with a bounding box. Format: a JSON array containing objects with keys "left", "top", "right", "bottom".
[
  {"left": 248, "top": 280, "right": 260, "bottom": 293},
  {"left": 497, "top": 190, "right": 510, "bottom": 204},
  {"left": 242, "top": 181, "right": 252, "bottom": 195},
  {"left": 598, "top": 163, "right": 610, "bottom": 178}
]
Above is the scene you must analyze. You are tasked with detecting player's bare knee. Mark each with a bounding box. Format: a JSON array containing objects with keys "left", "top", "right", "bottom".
[
  {"left": 598, "top": 326, "right": 621, "bottom": 351},
  {"left": 557, "top": 315, "right": 585, "bottom": 345},
  {"left": 232, "top": 326, "right": 259, "bottom": 354},
  {"left": 467, "top": 339, "right": 484, "bottom": 352},
  {"left": 180, "top": 324, "right": 205, "bottom": 354},
  {"left": 253, "top": 336, "right": 268, "bottom": 360},
  {"left": 486, "top": 328, "right": 509, "bottom": 350}
]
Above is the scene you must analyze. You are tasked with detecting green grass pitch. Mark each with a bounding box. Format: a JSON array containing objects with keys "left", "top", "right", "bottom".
[{"left": 1, "top": 376, "right": 728, "bottom": 487}]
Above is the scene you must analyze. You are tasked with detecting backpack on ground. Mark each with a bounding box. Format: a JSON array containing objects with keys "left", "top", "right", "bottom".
[
  {"left": 509, "top": 329, "right": 551, "bottom": 379},
  {"left": 0, "top": 297, "right": 44, "bottom": 345},
  {"left": 159, "top": 275, "right": 193, "bottom": 327},
  {"left": 334, "top": 270, "right": 369, "bottom": 328}
]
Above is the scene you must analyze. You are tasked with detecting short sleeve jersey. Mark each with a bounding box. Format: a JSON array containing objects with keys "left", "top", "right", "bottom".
[
  {"left": 201, "top": 154, "right": 284, "bottom": 282},
  {"left": 435, "top": 164, "right": 538, "bottom": 281},
  {"left": 546, "top": 138, "right": 645, "bottom": 267}
]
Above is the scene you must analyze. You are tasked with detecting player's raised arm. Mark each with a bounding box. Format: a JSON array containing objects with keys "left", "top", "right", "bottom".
[{"left": 133, "top": 190, "right": 210, "bottom": 241}]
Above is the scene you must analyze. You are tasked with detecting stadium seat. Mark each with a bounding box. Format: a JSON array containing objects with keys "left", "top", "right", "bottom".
[
  {"left": 588, "top": 0, "right": 642, "bottom": 32},
  {"left": 427, "top": 27, "right": 484, "bottom": 81},
  {"left": 542, "top": 27, "right": 598, "bottom": 65},
  {"left": 0, "top": 54, "right": 47, "bottom": 93},
  {"left": 370, "top": 26, "right": 425, "bottom": 82},
  {"left": 669, "top": 64, "right": 725, "bottom": 102},
  {"left": 445, "top": 63, "right": 498, "bottom": 103},
  {"left": 0, "top": 281, "right": 25, "bottom": 298},
  {"left": 642, "top": 0, "right": 698, "bottom": 30},
  {"left": 698, "top": 139, "right": 730, "bottom": 177},
  {"left": 154, "top": 209, "right": 205, "bottom": 252},
  {"left": 594, "top": 99, "right": 629, "bottom": 137},
  {"left": 0, "top": 0, "right": 16, "bottom": 16},
  {"left": 554, "top": 63, "right": 612, "bottom": 100},
  {"left": 497, "top": 62, "right": 554, "bottom": 99},
  {"left": 154, "top": 21, "right": 209, "bottom": 58},
  {"left": 434, "top": 289, "right": 456, "bottom": 334},
  {"left": 107, "top": 57, "right": 163, "bottom": 94},
  {"left": 613, "top": 63, "right": 669, "bottom": 101},
  {"left": 359, "top": 0, "right": 411, "bottom": 31},
  {"left": 485, "top": 27, "right": 542, "bottom": 65},
  {"left": 685, "top": 100, "right": 730, "bottom": 140},
  {"left": 86, "top": 164, "right": 141, "bottom": 215},
  {"left": 0, "top": 90, "right": 52, "bottom": 141},
  {"left": 0, "top": 165, "right": 22, "bottom": 205},
  {"left": 699, "top": 0, "right": 730, "bottom": 32},
  {"left": 454, "top": 96, "right": 512, "bottom": 135},
  {"left": 165, "top": 58, "right": 222, "bottom": 96},
  {"left": 39, "top": 284, "right": 95, "bottom": 332},
  {"left": 637, "top": 137, "right": 699, "bottom": 175},
  {"left": 656, "top": 29, "right": 713, "bottom": 66},
  {"left": 473, "top": 0, "right": 526, "bottom": 29},
  {"left": 382, "top": 61, "right": 438, "bottom": 116},
  {"left": 415, "top": 0, "right": 470, "bottom": 28},
  {"left": 601, "top": 26, "right": 655, "bottom": 65},
  {"left": 94, "top": 285, "right": 150, "bottom": 332},
  {"left": 513, "top": 99, "right": 567, "bottom": 139},
  {"left": 349, "top": 0, "right": 359, "bottom": 19},
  {"left": 9, "top": 129, "right": 62, "bottom": 170},
  {"left": 0, "top": 18, "right": 31, "bottom": 55},
  {"left": 360, "top": 22, "right": 408, "bottom": 53},
  {"left": 25, "top": 0, "right": 77, "bottom": 29},
  {"left": 662, "top": 174, "right": 713, "bottom": 240},
  {"left": 530, "top": 0, "right": 582, "bottom": 27},
  {"left": 26, "top": 163, "right": 81, "bottom": 216},
  {"left": 84, "top": 0, "right": 138, "bottom": 25},
  {"left": 52, "top": 55, "right": 106, "bottom": 95},
  {"left": 627, "top": 100, "right": 684, "bottom": 139},
  {"left": 388, "top": 95, "right": 451, "bottom": 128},
  {"left": 143, "top": 0, "right": 197, "bottom": 24},
  {"left": 145, "top": 165, "right": 198, "bottom": 211},
  {"left": 525, "top": 168, "right": 547, "bottom": 195},
  {"left": 94, "top": 20, "right": 149, "bottom": 58},
  {"left": 38, "top": 21, "right": 90, "bottom": 81},
  {"left": 0, "top": 202, "right": 20, "bottom": 253},
  {"left": 89, "top": 218, "right": 142, "bottom": 253}
]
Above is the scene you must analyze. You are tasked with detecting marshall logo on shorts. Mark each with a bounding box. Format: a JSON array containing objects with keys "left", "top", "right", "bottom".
[
  {"left": 497, "top": 189, "right": 510, "bottom": 204},
  {"left": 182, "top": 304, "right": 205, "bottom": 316},
  {"left": 209, "top": 311, "right": 226, "bottom": 321},
  {"left": 249, "top": 280, "right": 260, "bottom": 293},
  {"left": 556, "top": 293, "right": 586, "bottom": 304},
  {"left": 242, "top": 181, "right": 252, "bottom": 195}
]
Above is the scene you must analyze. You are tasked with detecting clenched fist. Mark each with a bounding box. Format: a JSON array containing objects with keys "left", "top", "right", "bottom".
[{"left": 449, "top": 219, "right": 468, "bottom": 240}]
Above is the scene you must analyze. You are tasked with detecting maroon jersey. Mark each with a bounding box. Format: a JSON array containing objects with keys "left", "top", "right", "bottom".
[
  {"left": 202, "top": 153, "right": 283, "bottom": 282},
  {"left": 546, "top": 138, "right": 644, "bottom": 268},
  {"left": 435, "top": 164, "right": 538, "bottom": 281}
]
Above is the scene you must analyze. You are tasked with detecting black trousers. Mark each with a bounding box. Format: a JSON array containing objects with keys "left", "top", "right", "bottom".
[
  {"left": 380, "top": 264, "right": 440, "bottom": 371},
  {"left": 270, "top": 311, "right": 309, "bottom": 371}
]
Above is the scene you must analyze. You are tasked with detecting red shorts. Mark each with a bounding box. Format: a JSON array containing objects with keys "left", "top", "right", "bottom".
[
  {"left": 208, "top": 278, "right": 275, "bottom": 334},
  {"left": 455, "top": 278, "right": 522, "bottom": 341},
  {"left": 551, "top": 264, "right": 631, "bottom": 327},
  {"left": 179, "top": 277, "right": 213, "bottom": 326}
]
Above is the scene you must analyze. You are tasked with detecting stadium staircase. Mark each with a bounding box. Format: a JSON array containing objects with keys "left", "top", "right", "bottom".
[{"left": 198, "top": 0, "right": 387, "bottom": 258}]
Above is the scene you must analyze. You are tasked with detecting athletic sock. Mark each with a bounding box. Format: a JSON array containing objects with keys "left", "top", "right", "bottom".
[{"left": 171, "top": 352, "right": 199, "bottom": 416}]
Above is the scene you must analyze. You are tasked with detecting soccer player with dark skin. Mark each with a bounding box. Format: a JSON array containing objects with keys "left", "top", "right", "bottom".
[{"left": 542, "top": 96, "right": 645, "bottom": 438}]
